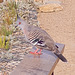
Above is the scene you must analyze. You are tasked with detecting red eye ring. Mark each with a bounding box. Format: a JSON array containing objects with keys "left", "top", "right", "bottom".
[{"left": 19, "top": 22, "right": 21, "bottom": 24}]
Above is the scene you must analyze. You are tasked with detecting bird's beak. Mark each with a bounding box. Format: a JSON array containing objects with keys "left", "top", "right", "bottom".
[{"left": 15, "top": 25, "right": 18, "bottom": 28}]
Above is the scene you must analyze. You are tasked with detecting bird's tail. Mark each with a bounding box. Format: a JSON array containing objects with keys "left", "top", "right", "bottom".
[{"left": 54, "top": 52, "right": 67, "bottom": 62}]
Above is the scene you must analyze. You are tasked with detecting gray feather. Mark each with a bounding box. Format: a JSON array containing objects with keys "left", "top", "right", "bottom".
[{"left": 16, "top": 16, "right": 67, "bottom": 62}]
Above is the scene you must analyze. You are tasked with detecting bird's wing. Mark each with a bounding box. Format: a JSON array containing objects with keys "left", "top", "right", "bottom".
[
  {"left": 27, "top": 26, "right": 55, "bottom": 50},
  {"left": 27, "top": 25, "right": 67, "bottom": 62}
]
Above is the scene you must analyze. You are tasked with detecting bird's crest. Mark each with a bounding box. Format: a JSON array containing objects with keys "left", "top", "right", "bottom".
[
  {"left": 17, "top": 14, "right": 21, "bottom": 25},
  {"left": 17, "top": 14, "right": 20, "bottom": 19}
]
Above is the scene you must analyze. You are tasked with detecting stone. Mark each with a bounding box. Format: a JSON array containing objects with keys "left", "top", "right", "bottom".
[
  {"left": 34, "top": 0, "right": 43, "bottom": 3},
  {"left": 12, "top": 41, "right": 21, "bottom": 45},
  {"left": 0, "top": 58, "right": 11, "bottom": 62},
  {"left": 21, "top": 47, "right": 26, "bottom": 49},
  {"left": 34, "top": 0, "right": 61, "bottom": 5},
  {"left": 0, "top": 0, "right": 39, "bottom": 74},
  {"left": 12, "top": 58, "right": 19, "bottom": 61},
  {"left": 37, "top": 1, "right": 63, "bottom": 13},
  {"left": 0, "top": 0, "right": 3, "bottom": 3}
]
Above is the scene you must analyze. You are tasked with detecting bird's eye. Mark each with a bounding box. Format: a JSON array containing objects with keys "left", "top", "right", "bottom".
[{"left": 19, "top": 22, "right": 21, "bottom": 25}]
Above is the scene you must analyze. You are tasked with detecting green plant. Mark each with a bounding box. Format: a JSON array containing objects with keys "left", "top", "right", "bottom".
[
  {"left": 2, "top": 1, "right": 18, "bottom": 25},
  {"left": 3, "top": 13, "right": 13, "bottom": 25},
  {"left": 0, "top": 36, "right": 10, "bottom": 50},
  {"left": 5, "top": 40, "right": 10, "bottom": 50},
  {"left": 0, "top": 26, "right": 12, "bottom": 36},
  {"left": 3, "top": 8, "right": 16, "bottom": 25},
  {"left": 0, "top": 1, "right": 18, "bottom": 50},
  {"left": 2, "top": 36, "right": 6, "bottom": 48},
  {"left": 6, "top": 0, "right": 17, "bottom": 10},
  {"left": 0, "top": 37, "right": 2, "bottom": 48}
]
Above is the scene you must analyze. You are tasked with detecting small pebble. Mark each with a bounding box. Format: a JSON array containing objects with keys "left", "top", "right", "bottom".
[{"left": 0, "top": 0, "right": 38, "bottom": 74}]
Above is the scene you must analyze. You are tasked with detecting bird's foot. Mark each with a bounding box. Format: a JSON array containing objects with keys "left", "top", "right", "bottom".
[
  {"left": 29, "top": 51, "right": 42, "bottom": 55},
  {"left": 29, "top": 49, "right": 42, "bottom": 55}
]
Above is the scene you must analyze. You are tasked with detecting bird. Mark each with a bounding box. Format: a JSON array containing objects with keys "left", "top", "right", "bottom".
[{"left": 15, "top": 14, "right": 67, "bottom": 62}]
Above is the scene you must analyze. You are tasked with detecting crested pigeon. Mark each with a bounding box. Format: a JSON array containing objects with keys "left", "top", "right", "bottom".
[{"left": 15, "top": 15, "right": 67, "bottom": 62}]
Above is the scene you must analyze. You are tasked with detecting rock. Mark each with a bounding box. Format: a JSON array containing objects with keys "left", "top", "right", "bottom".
[
  {"left": 0, "top": 0, "right": 3, "bottom": 3},
  {"left": 17, "top": 1, "right": 39, "bottom": 26},
  {"left": 0, "top": 58, "right": 11, "bottom": 62},
  {"left": 12, "top": 41, "right": 21, "bottom": 45},
  {"left": 34, "top": 0, "right": 43, "bottom": 4},
  {"left": 13, "top": 58, "right": 21, "bottom": 61},
  {"left": 21, "top": 47, "right": 26, "bottom": 49},
  {"left": 34, "top": 0, "right": 61, "bottom": 4},
  {"left": 0, "top": 72, "right": 2, "bottom": 75},
  {"left": 0, "top": 1, "right": 39, "bottom": 74},
  {"left": 37, "top": 1, "right": 63, "bottom": 13}
]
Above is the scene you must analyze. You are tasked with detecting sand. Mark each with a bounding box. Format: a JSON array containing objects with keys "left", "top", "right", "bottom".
[{"left": 38, "top": 0, "right": 75, "bottom": 75}]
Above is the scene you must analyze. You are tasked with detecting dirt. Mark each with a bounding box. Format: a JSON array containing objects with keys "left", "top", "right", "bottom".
[{"left": 38, "top": 0, "right": 75, "bottom": 75}]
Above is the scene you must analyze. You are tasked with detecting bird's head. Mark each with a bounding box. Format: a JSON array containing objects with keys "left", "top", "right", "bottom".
[{"left": 15, "top": 14, "right": 25, "bottom": 29}]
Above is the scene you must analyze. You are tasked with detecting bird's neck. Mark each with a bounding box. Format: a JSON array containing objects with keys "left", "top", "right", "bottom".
[{"left": 21, "top": 21, "right": 29, "bottom": 35}]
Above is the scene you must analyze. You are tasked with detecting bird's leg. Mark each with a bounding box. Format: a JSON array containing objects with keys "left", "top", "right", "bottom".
[
  {"left": 29, "top": 49, "right": 39, "bottom": 54},
  {"left": 38, "top": 49, "right": 42, "bottom": 55},
  {"left": 38, "top": 49, "right": 42, "bottom": 58},
  {"left": 29, "top": 49, "right": 42, "bottom": 55}
]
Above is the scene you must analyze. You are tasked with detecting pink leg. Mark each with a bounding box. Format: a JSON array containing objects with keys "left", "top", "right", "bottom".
[
  {"left": 29, "top": 49, "right": 42, "bottom": 55},
  {"left": 38, "top": 49, "right": 42, "bottom": 55}
]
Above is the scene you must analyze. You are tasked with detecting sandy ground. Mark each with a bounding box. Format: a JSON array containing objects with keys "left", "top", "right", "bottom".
[{"left": 38, "top": 0, "right": 75, "bottom": 75}]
